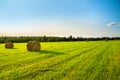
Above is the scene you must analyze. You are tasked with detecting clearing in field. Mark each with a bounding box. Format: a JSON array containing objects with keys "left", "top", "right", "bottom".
[{"left": 0, "top": 41, "right": 120, "bottom": 80}]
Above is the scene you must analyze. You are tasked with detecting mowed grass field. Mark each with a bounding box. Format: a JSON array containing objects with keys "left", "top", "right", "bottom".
[{"left": 0, "top": 41, "right": 120, "bottom": 80}]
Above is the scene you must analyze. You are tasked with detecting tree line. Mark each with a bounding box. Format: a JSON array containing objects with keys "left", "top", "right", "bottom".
[{"left": 0, "top": 35, "right": 120, "bottom": 43}]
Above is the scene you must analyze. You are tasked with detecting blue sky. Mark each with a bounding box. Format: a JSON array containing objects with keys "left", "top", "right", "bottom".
[{"left": 0, "top": 0, "right": 120, "bottom": 37}]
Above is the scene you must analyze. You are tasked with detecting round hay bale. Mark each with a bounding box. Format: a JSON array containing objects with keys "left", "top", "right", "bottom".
[
  {"left": 5, "top": 42, "right": 14, "bottom": 48},
  {"left": 27, "top": 41, "right": 41, "bottom": 51},
  {"left": 105, "top": 39, "right": 108, "bottom": 42},
  {"left": 86, "top": 40, "right": 89, "bottom": 42}
]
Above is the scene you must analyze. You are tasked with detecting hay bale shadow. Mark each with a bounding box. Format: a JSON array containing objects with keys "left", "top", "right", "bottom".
[
  {"left": 5, "top": 48, "right": 18, "bottom": 49},
  {"left": 36, "top": 50, "right": 64, "bottom": 55}
]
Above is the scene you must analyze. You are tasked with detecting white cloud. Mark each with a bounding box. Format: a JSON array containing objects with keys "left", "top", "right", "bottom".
[{"left": 107, "top": 22, "right": 120, "bottom": 27}]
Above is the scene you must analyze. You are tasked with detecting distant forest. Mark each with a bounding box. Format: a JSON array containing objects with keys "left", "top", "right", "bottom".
[{"left": 0, "top": 35, "right": 120, "bottom": 43}]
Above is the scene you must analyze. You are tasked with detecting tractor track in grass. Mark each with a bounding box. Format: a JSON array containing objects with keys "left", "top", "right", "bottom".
[
  {"left": 92, "top": 42, "right": 120, "bottom": 80},
  {"left": 61, "top": 42, "right": 113, "bottom": 80},
  {"left": 76, "top": 43, "right": 110, "bottom": 80},
  {"left": 47, "top": 44, "right": 102, "bottom": 68},
  {"left": 36, "top": 43, "right": 109, "bottom": 80},
  {"left": 39, "top": 43, "right": 108, "bottom": 80},
  {"left": 0, "top": 43, "right": 97, "bottom": 73}
]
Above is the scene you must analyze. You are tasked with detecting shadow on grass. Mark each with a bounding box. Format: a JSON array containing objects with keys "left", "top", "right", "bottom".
[
  {"left": 5, "top": 48, "right": 18, "bottom": 49},
  {"left": 35, "top": 50, "right": 64, "bottom": 55}
]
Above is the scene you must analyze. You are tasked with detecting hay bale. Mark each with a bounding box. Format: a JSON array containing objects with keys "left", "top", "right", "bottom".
[
  {"left": 5, "top": 42, "right": 14, "bottom": 48},
  {"left": 86, "top": 40, "right": 89, "bottom": 42},
  {"left": 105, "top": 39, "right": 108, "bottom": 42},
  {"left": 27, "top": 41, "right": 41, "bottom": 51}
]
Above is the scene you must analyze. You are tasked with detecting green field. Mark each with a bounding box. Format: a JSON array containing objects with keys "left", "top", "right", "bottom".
[{"left": 0, "top": 41, "right": 120, "bottom": 80}]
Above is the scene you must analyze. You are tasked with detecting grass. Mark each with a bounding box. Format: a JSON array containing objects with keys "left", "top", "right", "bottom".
[{"left": 0, "top": 41, "right": 120, "bottom": 80}]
